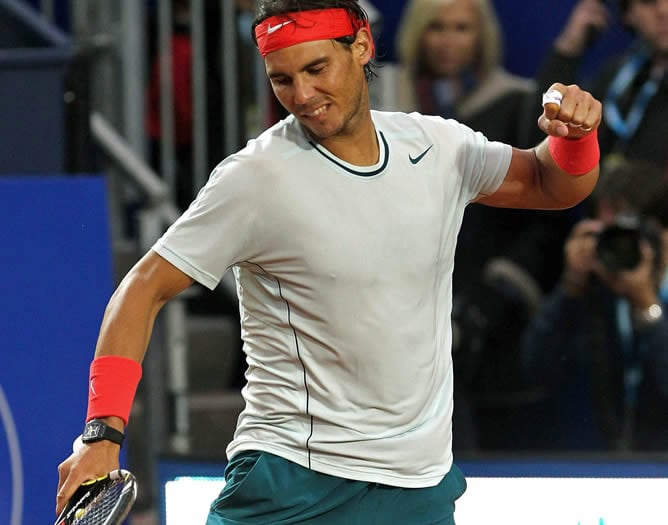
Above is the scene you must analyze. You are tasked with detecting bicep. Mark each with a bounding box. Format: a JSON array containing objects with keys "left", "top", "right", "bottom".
[
  {"left": 131, "top": 250, "right": 195, "bottom": 306},
  {"left": 112, "top": 250, "right": 195, "bottom": 318},
  {"left": 473, "top": 147, "right": 545, "bottom": 209}
]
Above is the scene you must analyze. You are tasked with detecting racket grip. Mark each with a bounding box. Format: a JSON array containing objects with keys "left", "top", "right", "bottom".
[{"left": 73, "top": 434, "right": 84, "bottom": 452}]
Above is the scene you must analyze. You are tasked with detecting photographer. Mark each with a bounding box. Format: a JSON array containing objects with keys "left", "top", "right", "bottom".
[{"left": 520, "top": 158, "right": 668, "bottom": 451}]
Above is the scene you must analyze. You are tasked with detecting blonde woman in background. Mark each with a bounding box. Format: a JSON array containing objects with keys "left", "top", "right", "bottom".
[
  {"left": 396, "top": 0, "right": 580, "bottom": 453},
  {"left": 396, "top": 0, "right": 533, "bottom": 144}
]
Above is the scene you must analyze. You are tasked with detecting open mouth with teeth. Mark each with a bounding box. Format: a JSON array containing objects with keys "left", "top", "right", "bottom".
[{"left": 305, "top": 104, "right": 330, "bottom": 118}]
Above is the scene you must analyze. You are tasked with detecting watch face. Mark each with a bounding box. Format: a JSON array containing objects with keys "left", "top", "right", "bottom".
[
  {"left": 81, "top": 419, "right": 124, "bottom": 446},
  {"left": 83, "top": 421, "right": 103, "bottom": 441}
]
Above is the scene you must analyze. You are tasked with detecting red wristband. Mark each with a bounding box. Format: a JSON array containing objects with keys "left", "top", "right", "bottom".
[
  {"left": 86, "top": 356, "right": 142, "bottom": 426},
  {"left": 548, "top": 130, "right": 599, "bottom": 176}
]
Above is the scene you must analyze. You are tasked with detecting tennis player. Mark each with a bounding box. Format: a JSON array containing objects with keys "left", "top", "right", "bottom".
[{"left": 56, "top": 1, "right": 602, "bottom": 523}]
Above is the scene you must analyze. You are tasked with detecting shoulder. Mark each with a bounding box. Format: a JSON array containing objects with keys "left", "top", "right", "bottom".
[
  {"left": 197, "top": 116, "right": 305, "bottom": 202},
  {"left": 372, "top": 110, "right": 502, "bottom": 170},
  {"left": 372, "top": 109, "right": 474, "bottom": 140},
  {"left": 216, "top": 116, "right": 306, "bottom": 175},
  {"left": 243, "top": 115, "right": 307, "bottom": 159}
]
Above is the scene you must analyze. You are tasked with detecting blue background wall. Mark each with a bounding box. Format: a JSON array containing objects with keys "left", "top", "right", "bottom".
[{"left": 0, "top": 176, "right": 116, "bottom": 525}]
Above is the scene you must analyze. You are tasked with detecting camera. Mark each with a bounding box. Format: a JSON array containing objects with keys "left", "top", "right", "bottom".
[{"left": 596, "top": 213, "right": 663, "bottom": 272}]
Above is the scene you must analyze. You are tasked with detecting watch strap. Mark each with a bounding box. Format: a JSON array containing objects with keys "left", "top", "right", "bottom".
[{"left": 82, "top": 418, "right": 125, "bottom": 447}]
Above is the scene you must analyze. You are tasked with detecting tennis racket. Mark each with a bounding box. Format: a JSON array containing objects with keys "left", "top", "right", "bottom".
[{"left": 54, "top": 469, "right": 137, "bottom": 525}]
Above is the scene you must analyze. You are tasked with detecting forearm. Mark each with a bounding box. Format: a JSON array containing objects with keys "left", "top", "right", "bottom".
[
  {"left": 534, "top": 135, "right": 599, "bottom": 208},
  {"left": 87, "top": 273, "right": 165, "bottom": 433},
  {"left": 477, "top": 83, "right": 601, "bottom": 210},
  {"left": 89, "top": 252, "right": 193, "bottom": 430}
]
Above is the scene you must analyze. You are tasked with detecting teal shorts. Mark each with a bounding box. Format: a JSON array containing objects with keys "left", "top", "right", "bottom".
[{"left": 206, "top": 451, "right": 467, "bottom": 525}]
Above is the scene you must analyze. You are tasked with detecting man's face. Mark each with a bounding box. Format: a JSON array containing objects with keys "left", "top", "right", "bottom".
[
  {"left": 625, "top": 0, "right": 668, "bottom": 54},
  {"left": 264, "top": 35, "right": 370, "bottom": 143}
]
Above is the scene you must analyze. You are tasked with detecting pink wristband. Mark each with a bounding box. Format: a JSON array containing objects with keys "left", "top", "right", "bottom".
[
  {"left": 86, "top": 356, "right": 142, "bottom": 426},
  {"left": 548, "top": 130, "right": 600, "bottom": 176}
]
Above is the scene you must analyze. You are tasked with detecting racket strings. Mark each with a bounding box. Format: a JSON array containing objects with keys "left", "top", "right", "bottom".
[
  {"left": 56, "top": 470, "right": 137, "bottom": 525},
  {"left": 72, "top": 480, "right": 123, "bottom": 525},
  {"left": 71, "top": 479, "right": 128, "bottom": 525}
]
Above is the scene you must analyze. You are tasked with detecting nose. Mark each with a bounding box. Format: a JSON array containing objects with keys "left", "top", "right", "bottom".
[{"left": 292, "top": 75, "right": 315, "bottom": 106}]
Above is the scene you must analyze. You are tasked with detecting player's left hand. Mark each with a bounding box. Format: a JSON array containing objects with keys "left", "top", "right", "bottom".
[{"left": 539, "top": 83, "right": 602, "bottom": 139}]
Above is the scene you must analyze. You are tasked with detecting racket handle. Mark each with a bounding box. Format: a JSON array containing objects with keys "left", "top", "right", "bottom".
[{"left": 73, "top": 434, "right": 84, "bottom": 452}]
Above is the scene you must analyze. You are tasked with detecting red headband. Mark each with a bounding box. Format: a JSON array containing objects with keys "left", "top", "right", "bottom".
[{"left": 254, "top": 8, "right": 375, "bottom": 58}]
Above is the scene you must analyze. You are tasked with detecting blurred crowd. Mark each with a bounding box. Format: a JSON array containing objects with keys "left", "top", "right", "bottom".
[{"left": 144, "top": 0, "right": 668, "bottom": 454}]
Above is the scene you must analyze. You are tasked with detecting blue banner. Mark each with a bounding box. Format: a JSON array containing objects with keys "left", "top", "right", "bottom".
[{"left": 0, "top": 175, "right": 116, "bottom": 524}]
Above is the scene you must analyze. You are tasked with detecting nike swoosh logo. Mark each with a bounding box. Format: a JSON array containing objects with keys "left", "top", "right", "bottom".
[
  {"left": 267, "top": 20, "right": 295, "bottom": 35},
  {"left": 409, "top": 144, "right": 434, "bottom": 165}
]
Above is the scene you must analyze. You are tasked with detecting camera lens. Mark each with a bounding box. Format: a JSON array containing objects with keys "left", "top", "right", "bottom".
[{"left": 596, "top": 224, "right": 642, "bottom": 272}]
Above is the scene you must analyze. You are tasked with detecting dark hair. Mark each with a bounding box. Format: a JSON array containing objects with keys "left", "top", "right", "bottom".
[
  {"left": 592, "top": 156, "right": 668, "bottom": 218},
  {"left": 251, "top": 0, "right": 377, "bottom": 81},
  {"left": 643, "top": 185, "right": 668, "bottom": 228}
]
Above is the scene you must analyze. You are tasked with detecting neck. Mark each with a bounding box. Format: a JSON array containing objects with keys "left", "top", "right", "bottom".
[
  {"left": 309, "top": 89, "right": 379, "bottom": 165},
  {"left": 318, "top": 116, "right": 379, "bottom": 165}
]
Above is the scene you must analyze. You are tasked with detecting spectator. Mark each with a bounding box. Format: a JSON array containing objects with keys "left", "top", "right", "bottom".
[
  {"left": 520, "top": 157, "right": 668, "bottom": 451},
  {"left": 395, "top": 0, "right": 534, "bottom": 145},
  {"left": 529, "top": 0, "right": 668, "bottom": 169},
  {"left": 395, "top": 0, "right": 577, "bottom": 451}
]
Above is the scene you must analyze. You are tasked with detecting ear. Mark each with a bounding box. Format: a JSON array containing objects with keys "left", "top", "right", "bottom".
[{"left": 353, "top": 26, "right": 374, "bottom": 66}]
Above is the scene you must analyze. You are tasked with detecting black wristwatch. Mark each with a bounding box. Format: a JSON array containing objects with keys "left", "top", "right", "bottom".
[{"left": 82, "top": 419, "right": 125, "bottom": 447}]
